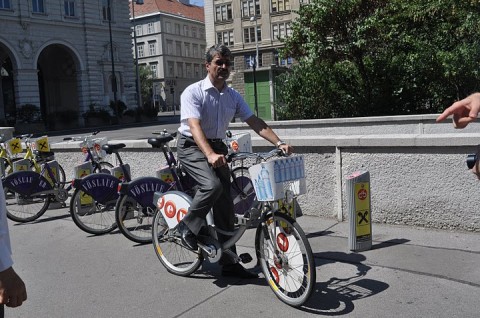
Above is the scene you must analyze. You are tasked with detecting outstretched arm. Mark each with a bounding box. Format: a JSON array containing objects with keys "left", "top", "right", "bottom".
[
  {"left": 436, "top": 92, "right": 480, "bottom": 128},
  {"left": 245, "top": 115, "right": 293, "bottom": 154}
]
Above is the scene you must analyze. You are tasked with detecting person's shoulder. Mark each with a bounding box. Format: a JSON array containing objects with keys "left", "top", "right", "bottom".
[
  {"left": 226, "top": 86, "right": 242, "bottom": 98},
  {"left": 184, "top": 79, "right": 205, "bottom": 95}
]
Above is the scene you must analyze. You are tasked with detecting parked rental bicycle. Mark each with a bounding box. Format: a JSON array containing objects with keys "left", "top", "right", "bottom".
[
  {"left": 70, "top": 133, "right": 176, "bottom": 240},
  {"left": 3, "top": 132, "right": 112, "bottom": 223},
  {"left": 151, "top": 149, "right": 315, "bottom": 307}
]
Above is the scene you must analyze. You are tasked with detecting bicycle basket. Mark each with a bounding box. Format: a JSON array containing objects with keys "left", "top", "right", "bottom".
[{"left": 248, "top": 156, "right": 306, "bottom": 201}]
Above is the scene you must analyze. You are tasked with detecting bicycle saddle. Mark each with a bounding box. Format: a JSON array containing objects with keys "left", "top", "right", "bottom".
[
  {"left": 147, "top": 136, "right": 174, "bottom": 148},
  {"left": 101, "top": 143, "right": 126, "bottom": 154}
]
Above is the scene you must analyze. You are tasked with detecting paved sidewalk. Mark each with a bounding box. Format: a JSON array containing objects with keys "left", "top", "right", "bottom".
[{"left": 6, "top": 207, "right": 480, "bottom": 318}]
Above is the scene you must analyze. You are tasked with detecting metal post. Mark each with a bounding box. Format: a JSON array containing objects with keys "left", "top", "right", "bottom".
[
  {"left": 107, "top": 0, "right": 119, "bottom": 121},
  {"left": 346, "top": 171, "right": 372, "bottom": 251},
  {"left": 250, "top": 16, "right": 259, "bottom": 117},
  {"left": 132, "top": 0, "right": 143, "bottom": 110}
]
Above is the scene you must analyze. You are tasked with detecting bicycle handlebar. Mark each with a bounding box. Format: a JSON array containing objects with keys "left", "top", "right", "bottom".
[
  {"left": 63, "top": 131, "right": 101, "bottom": 142},
  {"left": 226, "top": 148, "right": 284, "bottom": 163}
]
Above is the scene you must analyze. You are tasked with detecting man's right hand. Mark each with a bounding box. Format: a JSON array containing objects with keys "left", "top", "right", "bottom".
[
  {"left": 207, "top": 152, "right": 226, "bottom": 168},
  {"left": 436, "top": 92, "right": 480, "bottom": 128}
]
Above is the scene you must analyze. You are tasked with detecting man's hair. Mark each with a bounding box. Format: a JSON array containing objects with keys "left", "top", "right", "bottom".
[{"left": 205, "top": 44, "right": 232, "bottom": 63}]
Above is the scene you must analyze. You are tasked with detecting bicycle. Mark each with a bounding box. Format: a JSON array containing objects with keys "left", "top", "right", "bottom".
[
  {"left": 114, "top": 131, "right": 186, "bottom": 244},
  {"left": 3, "top": 155, "right": 69, "bottom": 223},
  {"left": 151, "top": 149, "right": 315, "bottom": 307},
  {"left": 69, "top": 142, "right": 130, "bottom": 235},
  {"left": 3, "top": 132, "right": 114, "bottom": 223},
  {"left": 115, "top": 129, "right": 257, "bottom": 244}
]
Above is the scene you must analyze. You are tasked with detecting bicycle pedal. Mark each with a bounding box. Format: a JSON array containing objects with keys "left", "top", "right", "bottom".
[{"left": 239, "top": 253, "right": 253, "bottom": 264}]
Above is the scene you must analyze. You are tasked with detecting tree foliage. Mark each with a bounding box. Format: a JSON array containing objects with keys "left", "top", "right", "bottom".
[{"left": 277, "top": 0, "right": 480, "bottom": 119}]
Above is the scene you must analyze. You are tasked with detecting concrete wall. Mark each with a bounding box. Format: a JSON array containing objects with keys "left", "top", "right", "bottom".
[{"left": 49, "top": 114, "right": 480, "bottom": 233}]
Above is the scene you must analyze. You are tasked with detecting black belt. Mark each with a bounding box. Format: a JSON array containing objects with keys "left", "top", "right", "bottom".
[{"left": 181, "top": 134, "right": 223, "bottom": 144}]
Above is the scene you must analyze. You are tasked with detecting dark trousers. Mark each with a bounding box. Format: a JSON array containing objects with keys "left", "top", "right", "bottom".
[{"left": 177, "top": 135, "right": 236, "bottom": 264}]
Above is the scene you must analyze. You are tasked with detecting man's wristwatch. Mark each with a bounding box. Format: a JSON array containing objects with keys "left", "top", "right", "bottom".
[{"left": 276, "top": 140, "right": 286, "bottom": 148}]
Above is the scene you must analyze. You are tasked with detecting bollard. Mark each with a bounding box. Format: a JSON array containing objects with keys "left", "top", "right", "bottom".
[{"left": 346, "top": 171, "right": 372, "bottom": 252}]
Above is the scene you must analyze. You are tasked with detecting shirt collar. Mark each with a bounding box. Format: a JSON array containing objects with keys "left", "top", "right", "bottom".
[{"left": 202, "top": 76, "right": 228, "bottom": 93}]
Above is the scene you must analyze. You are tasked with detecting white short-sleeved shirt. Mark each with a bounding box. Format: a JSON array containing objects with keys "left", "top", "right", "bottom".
[
  {"left": 0, "top": 182, "right": 13, "bottom": 272},
  {"left": 178, "top": 76, "right": 254, "bottom": 139}
]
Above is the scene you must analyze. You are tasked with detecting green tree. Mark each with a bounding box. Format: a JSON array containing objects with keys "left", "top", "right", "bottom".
[
  {"left": 138, "top": 65, "right": 154, "bottom": 108},
  {"left": 277, "top": 0, "right": 480, "bottom": 119}
]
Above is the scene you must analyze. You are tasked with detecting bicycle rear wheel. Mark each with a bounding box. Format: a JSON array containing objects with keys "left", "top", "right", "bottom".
[
  {"left": 4, "top": 186, "right": 50, "bottom": 223},
  {"left": 116, "top": 194, "right": 155, "bottom": 244},
  {"left": 93, "top": 161, "right": 113, "bottom": 174},
  {"left": 152, "top": 208, "right": 202, "bottom": 276},
  {"left": 255, "top": 212, "right": 315, "bottom": 307},
  {"left": 69, "top": 188, "right": 117, "bottom": 235}
]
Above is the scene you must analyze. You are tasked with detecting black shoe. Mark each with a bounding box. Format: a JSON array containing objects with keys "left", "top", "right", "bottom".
[
  {"left": 221, "top": 263, "right": 258, "bottom": 279},
  {"left": 177, "top": 221, "right": 198, "bottom": 250}
]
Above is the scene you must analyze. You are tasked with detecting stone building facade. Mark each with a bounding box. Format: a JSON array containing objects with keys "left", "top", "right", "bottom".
[
  {"left": 131, "top": 0, "right": 205, "bottom": 112},
  {"left": 0, "top": 0, "right": 136, "bottom": 131},
  {"left": 204, "top": 0, "right": 309, "bottom": 120}
]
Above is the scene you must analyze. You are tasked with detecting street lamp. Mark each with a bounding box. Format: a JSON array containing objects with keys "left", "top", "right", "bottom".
[
  {"left": 132, "top": 0, "right": 144, "bottom": 110},
  {"left": 250, "top": 15, "right": 259, "bottom": 117},
  {"left": 107, "top": 0, "right": 119, "bottom": 121}
]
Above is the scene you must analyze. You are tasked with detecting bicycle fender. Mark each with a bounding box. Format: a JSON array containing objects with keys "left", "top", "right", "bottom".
[
  {"left": 77, "top": 173, "right": 120, "bottom": 204},
  {"left": 125, "top": 176, "right": 171, "bottom": 208},
  {"left": 3, "top": 170, "right": 53, "bottom": 195}
]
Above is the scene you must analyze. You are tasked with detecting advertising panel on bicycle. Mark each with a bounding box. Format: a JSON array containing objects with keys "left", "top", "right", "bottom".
[
  {"left": 249, "top": 156, "right": 306, "bottom": 201},
  {"left": 155, "top": 192, "right": 190, "bottom": 229}
]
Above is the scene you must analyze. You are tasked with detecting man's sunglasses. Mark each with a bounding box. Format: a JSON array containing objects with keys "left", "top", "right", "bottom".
[{"left": 213, "top": 60, "right": 232, "bottom": 67}]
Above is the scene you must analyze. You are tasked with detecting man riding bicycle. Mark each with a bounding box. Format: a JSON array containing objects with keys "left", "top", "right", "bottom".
[{"left": 176, "top": 44, "right": 292, "bottom": 279}]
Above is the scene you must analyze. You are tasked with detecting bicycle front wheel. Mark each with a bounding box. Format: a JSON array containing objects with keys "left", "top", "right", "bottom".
[
  {"left": 116, "top": 195, "right": 155, "bottom": 244},
  {"left": 4, "top": 187, "right": 50, "bottom": 223},
  {"left": 152, "top": 208, "right": 202, "bottom": 276},
  {"left": 231, "top": 167, "right": 256, "bottom": 216},
  {"left": 69, "top": 188, "right": 117, "bottom": 235},
  {"left": 255, "top": 212, "right": 316, "bottom": 307}
]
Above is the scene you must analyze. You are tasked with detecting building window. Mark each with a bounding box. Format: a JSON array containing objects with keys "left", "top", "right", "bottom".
[
  {"left": 0, "top": 0, "right": 11, "bottom": 9},
  {"left": 199, "top": 28, "right": 205, "bottom": 39},
  {"left": 167, "top": 40, "right": 173, "bottom": 55},
  {"left": 150, "top": 64, "right": 158, "bottom": 78},
  {"left": 194, "top": 64, "right": 200, "bottom": 78},
  {"left": 191, "top": 27, "right": 197, "bottom": 38},
  {"left": 165, "top": 22, "right": 171, "bottom": 33},
  {"left": 186, "top": 63, "right": 192, "bottom": 78},
  {"left": 167, "top": 61, "right": 174, "bottom": 76},
  {"left": 271, "top": 0, "right": 290, "bottom": 13},
  {"left": 275, "top": 52, "right": 293, "bottom": 66},
  {"left": 184, "top": 43, "right": 190, "bottom": 57},
  {"left": 135, "top": 25, "right": 142, "bottom": 36},
  {"left": 193, "top": 44, "right": 199, "bottom": 58},
  {"left": 241, "top": 0, "right": 260, "bottom": 17},
  {"left": 147, "top": 22, "right": 154, "bottom": 34},
  {"left": 32, "top": 0, "right": 45, "bottom": 13},
  {"left": 175, "top": 23, "right": 181, "bottom": 35},
  {"left": 215, "top": 3, "right": 232, "bottom": 22},
  {"left": 149, "top": 42, "right": 156, "bottom": 56},
  {"left": 177, "top": 62, "right": 183, "bottom": 77},
  {"left": 64, "top": 1, "right": 75, "bottom": 16},
  {"left": 138, "top": 44, "right": 145, "bottom": 58},
  {"left": 176, "top": 42, "right": 182, "bottom": 56},
  {"left": 244, "top": 53, "right": 262, "bottom": 69},
  {"left": 183, "top": 25, "right": 189, "bottom": 36},
  {"left": 272, "top": 22, "right": 291, "bottom": 40},
  {"left": 243, "top": 26, "right": 261, "bottom": 43},
  {"left": 217, "top": 30, "right": 234, "bottom": 46}
]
